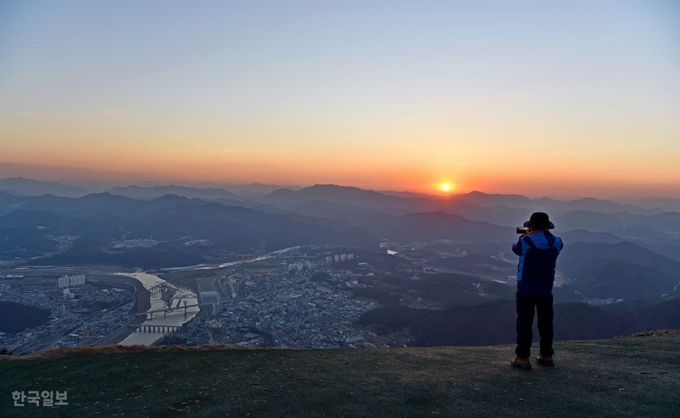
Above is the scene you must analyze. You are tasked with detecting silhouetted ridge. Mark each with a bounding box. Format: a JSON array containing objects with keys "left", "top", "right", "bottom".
[
  {"left": 107, "top": 184, "right": 240, "bottom": 200},
  {"left": 360, "top": 298, "right": 680, "bottom": 347},
  {"left": 0, "top": 176, "right": 87, "bottom": 197}
]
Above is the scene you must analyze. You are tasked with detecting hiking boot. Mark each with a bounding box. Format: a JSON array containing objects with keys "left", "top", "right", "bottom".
[
  {"left": 536, "top": 354, "right": 554, "bottom": 367},
  {"left": 511, "top": 356, "right": 531, "bottom": 369}
]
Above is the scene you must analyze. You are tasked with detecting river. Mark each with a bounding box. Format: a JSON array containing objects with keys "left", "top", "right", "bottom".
[
  {"left": 117, "top": 246, "right": 301, "bottom": 344},
  {"left": 117, "top": 272, "right": 200, "bottom": 346}
]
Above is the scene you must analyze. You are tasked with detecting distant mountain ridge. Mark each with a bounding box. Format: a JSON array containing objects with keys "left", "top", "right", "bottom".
[
  {"left": 560, "top": 229, "right": 626, "bottom": 244},
  {"left": 0, "top": 177, "right": 88, "bottom": 197},
  {"left": 263, "top": 184, "right": 673, "bottom": 219},
  {"left": 2, "top": 177, "right": 677, "bottom": 217},
  {"left": 456, "top": 190, "right": 535, "bottom": 208},
  {"left": 1, "top": 180, "right": 679, "bottom": 281},
  {"left": 265, "top": 184, "right": 409, "bottom": 209},
  {"left": 372, "top": 211, "right": 511, "bottom": 241},
  {"left": 558, "top": 241, "right": 680, "bottom": 300},
  {"left": 107, "top": 185, "right": 241, "bottom": 200},
  {"left": 360, "top": 298, "right": 680, "bottom": 347},
  {"left": 614, "top": 196, "right": 680, "bottom": 212},
  {"left": 0, "top": 192, "right": 382, "bottom": 267},
  {"left": 462, "top": 191, "right": 666, "bottom": 215}
]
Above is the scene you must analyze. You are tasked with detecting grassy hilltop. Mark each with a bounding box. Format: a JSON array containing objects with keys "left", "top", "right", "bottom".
[{"left": 1, "top": 333, "right": 679, "bottom": 418}]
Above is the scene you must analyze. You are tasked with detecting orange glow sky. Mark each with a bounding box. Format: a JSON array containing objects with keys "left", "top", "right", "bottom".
[{"left": 1, "top": 1, "right": 678, "bottom": 198}]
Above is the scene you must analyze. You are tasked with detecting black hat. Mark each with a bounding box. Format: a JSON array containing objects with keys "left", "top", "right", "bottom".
[{"left": 523, "top": 212, "right": 555, "bottom": 229}]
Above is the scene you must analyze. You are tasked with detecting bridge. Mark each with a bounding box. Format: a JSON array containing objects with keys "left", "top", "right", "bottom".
[
  {"left": 145, "top": 281, "right": 174, "bottom": 295},
  {"left": 127, "top": 324, "right": 182, "bottom": 333},
  {"left": 133, "top": 300, "right": 223, "bottom": 318}
]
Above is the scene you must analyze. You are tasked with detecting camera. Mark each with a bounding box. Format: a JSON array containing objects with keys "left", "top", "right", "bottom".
[{"left": 516, "top": 227, "right": 530, "bottom": 234}]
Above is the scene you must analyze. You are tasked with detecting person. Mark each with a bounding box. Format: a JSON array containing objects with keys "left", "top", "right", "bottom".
[{"left": 510, "top": 212, "right": 563, "bottom": 369}]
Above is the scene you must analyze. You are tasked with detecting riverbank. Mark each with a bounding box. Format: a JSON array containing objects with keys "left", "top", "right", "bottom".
[
  {"left": 158, "top": 269, "right": 212, "bottom": 295},
  {"left": 86, "top": 274, "right": 151, "bottom": 313},
  {"left": 85, "top": 274, "right": 151, "bottom": 345}
]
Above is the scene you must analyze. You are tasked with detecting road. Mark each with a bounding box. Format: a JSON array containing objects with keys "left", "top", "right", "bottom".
[
  {"left": 12, "top": 323, "right": 84, "bottom": 355},
  {"left": 497, "top": 251, "right": 515, "bottom": 263}
]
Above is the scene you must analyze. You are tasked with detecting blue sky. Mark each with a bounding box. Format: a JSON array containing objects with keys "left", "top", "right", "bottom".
[{"left": 1, "top": 0, "right": 678, "bottom": 196}]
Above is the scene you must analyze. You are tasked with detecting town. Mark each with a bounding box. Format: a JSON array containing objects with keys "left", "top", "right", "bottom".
[{"left": 0, "top": 246, "right": 424, "bottom": 354}]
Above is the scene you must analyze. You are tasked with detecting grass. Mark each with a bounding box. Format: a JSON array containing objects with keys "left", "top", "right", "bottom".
[{"left": 1, "top": 334, "right": 679, "bottom": 417}]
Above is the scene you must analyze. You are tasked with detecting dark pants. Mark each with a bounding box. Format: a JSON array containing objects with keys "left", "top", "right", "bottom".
[{"left": 515, "top": 290, "right": 554, "bottom": 358}]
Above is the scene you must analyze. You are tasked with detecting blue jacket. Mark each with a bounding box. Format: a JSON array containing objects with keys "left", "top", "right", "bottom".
[{"left": 512, "top": 230, "right": 564, "bottom": 296}]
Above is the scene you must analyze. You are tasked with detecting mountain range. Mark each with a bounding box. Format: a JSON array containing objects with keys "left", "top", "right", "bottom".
[
  {"left": 106, "top": 185, "right": 241, "bottom": 200},
  {"left": 0, "top": 177, "right": 88, "bottom": 198},
  {"left": 359, "top": 298, "right": 680, "bottom": 347},
  {"left": 1, "top": 178, "right": 679, "bottom": 303}
]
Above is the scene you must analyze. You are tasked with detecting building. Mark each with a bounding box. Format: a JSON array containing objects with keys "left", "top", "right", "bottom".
[
  {"left": 57, "top": 274, "right": 85, "bottom": 289},
  {"left": 288, "top": 262, "right": 304, "bottom": 272}
]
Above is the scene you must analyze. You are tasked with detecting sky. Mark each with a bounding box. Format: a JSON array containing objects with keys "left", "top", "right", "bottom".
[{"left": 1, "top": 0, "right": 678, "bottom": 197}]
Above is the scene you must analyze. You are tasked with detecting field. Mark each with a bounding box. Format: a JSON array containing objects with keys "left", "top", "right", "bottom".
[{"left": 1, "top": 333, "right": 679, "bottom": 417}]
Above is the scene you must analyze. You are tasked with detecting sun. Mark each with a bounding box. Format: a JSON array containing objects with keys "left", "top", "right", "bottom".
[{"left": 440, "top": 183, "right": 452, "bottom": 192}]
